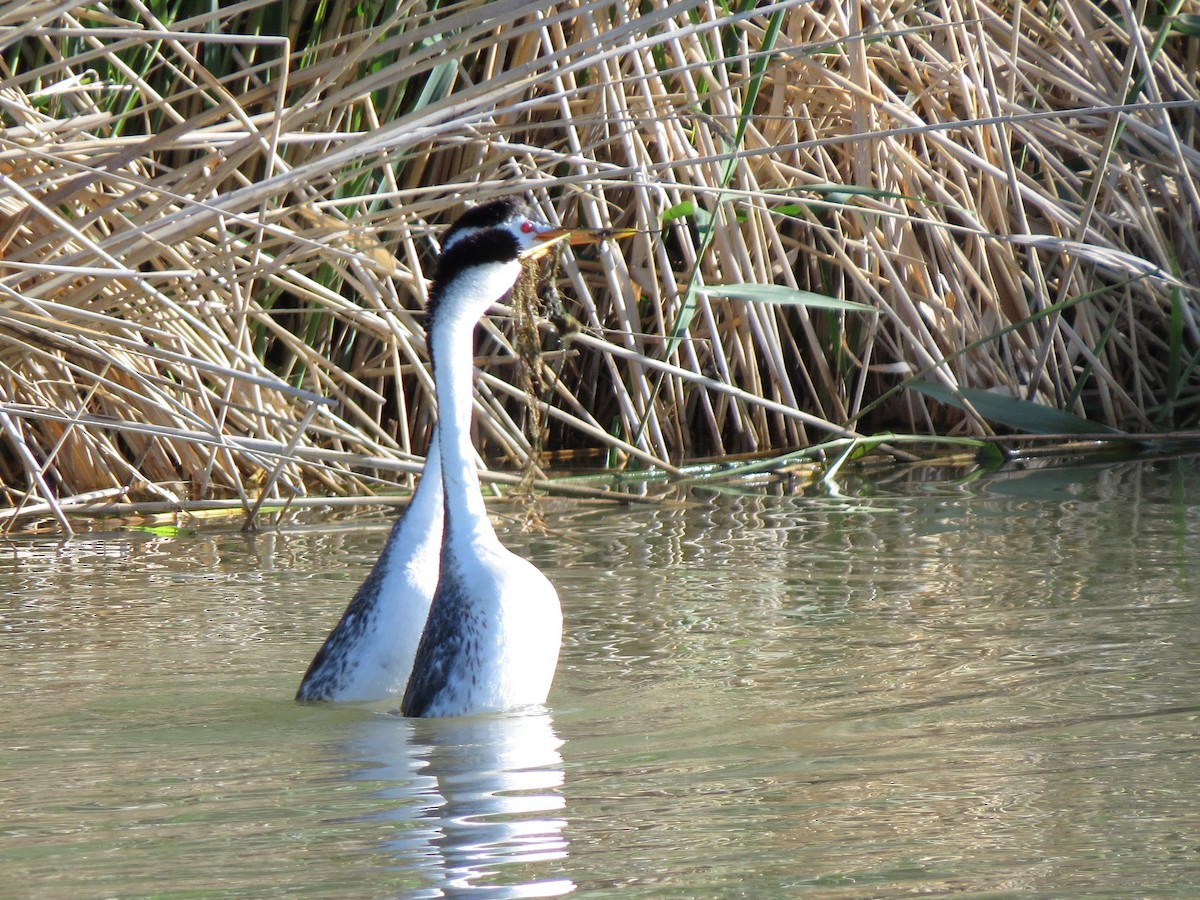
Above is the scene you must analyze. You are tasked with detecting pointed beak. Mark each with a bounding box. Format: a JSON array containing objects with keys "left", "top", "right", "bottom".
[{"left": 520, "top": 226, "right": 637, "bottom": 261}]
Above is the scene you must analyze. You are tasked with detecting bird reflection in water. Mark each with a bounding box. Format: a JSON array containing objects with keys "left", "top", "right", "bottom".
[{"left": 340, "top": 709, "right": 573, "bottom": 898}]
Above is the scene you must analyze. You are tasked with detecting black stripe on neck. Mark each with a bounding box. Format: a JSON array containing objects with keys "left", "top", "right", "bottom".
[{"left": 427, "top": 228, "right": 521, "bottom": 322}]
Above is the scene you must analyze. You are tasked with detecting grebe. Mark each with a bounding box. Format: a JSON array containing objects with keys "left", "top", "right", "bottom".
[
  {"left": 295, "top": 430, "right": 442, "bottom": 702},
  {"left": 300, "top": 199, "right": 620, "bottom": 715},
  {"left": 296, "top": 203, "right": 551, "bottom": 703},
  {"left": 402, "top": 198, "right": 611, "bottom": 718}
]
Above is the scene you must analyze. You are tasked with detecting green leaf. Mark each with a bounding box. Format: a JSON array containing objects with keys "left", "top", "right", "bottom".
[
  {"left": 1172, "top": 13, "right": 1200, "bottom": 36},
  {"left": 770, "top": 183, "right": 966, "bottom": 214},
  {"left": 124, "top": 524, "right": 195, "bottom": 538},
  {"left": 661, "top": 202, "right": 696, "bottom": 224},
  {"left": 909, "top": 381, "right": 1121, "bottom": 435},
  {"left": 975, "top": 442, "right": 1007, "bottom": 469},
  {"left": 411, "top": 58, "right": 458, "bottom": 113},
  {"left": 702, "top": 283, "right": 875, "bottom": 313}
]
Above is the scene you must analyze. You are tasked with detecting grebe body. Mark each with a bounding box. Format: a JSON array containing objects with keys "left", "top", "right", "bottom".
[
  {"left": 402, "top": 201, "right": 568, "bottom": 717},
  {"left": 295, "top": 434, "right": 443, "bottom": 702},
  {"left": 300, "top": 198, "right": 617, "bottom": 716}
]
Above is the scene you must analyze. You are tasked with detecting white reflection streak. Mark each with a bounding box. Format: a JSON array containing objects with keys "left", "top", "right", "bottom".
[{"left": 345, "top": 710, "right": 573, "bottom": 898}]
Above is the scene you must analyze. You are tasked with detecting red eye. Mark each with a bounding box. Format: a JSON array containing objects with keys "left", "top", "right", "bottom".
[{"left": 520, "top": 221, "right": 536, "bottom": 234}]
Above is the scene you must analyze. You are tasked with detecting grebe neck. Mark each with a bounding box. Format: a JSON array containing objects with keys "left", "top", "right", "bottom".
[{"left": 428, "top": 258, "right": 522, "bottom": 541}]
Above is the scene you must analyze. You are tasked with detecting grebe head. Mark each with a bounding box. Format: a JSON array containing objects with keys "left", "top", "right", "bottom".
[
  {"left": 427, "top": 199, "right": 580, "bottom": 336},
  {"left": 439, "top": 198, "right": 573, "bottom": 260}
]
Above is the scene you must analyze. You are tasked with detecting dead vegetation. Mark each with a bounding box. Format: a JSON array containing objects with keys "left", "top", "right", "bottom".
[{"left": 1, "top": 0, "right": 1198, "bottom": 529}]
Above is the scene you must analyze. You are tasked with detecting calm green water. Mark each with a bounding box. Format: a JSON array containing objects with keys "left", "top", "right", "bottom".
[{"left": 2, "top": 457, "right": 1199, "bottom": 897}]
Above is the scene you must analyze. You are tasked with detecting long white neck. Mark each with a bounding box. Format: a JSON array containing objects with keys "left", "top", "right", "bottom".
[{"left": 429, "top": 259, "right": 523, "bottom": 543}]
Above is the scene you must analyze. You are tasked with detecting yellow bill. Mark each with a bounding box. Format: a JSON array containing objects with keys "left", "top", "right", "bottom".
[{"left": 520, "top": 226, "right": 638, "bottom": 261}]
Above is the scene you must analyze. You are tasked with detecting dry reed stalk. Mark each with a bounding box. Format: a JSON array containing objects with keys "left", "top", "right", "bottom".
[{"left": 1, "top": 0, "right": 1198, "bottom": 528}]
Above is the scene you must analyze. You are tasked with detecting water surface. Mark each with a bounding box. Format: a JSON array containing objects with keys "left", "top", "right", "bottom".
[{"left": 2, "top": 457, "right": 1199, "bottom": 896}]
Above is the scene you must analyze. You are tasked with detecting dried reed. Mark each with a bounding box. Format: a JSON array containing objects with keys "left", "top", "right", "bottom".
[{"left": 1, "top": 0, "right": 1198, "bottom": 529}]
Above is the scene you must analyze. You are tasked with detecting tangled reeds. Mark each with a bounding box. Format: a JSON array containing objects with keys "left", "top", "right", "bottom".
[{"left": 1, "top": 0, "right": 1198, "bottom": 530}]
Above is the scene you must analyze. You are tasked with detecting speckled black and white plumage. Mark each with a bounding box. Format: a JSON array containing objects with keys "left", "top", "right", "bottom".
[
  {"left": 296, "top": 198, "right": 565, "bottom": 716},
  {"left": 398, "top": 528, "right": 485, "bottom": 717},
  {"left": 399, "top": 199, "right": 564, "bottom": 718},
  {"left": 295, "top": 433, "right": 443, "bottom": 702},
  {"left": 294, "top": 202, "right": 536, "bottom": 704},
  {"left": 294, "top": 550, "right": 390, "bottom": 700}
]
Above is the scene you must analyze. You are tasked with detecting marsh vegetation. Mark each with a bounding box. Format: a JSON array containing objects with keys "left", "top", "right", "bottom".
[{"left": 1, "top": 0, "right": 1198, "bottom": 530}]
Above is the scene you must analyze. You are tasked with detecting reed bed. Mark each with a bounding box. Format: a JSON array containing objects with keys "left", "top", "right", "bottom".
[{"left": 1, "top": 0, "right": 1198, "bottom": 530}]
